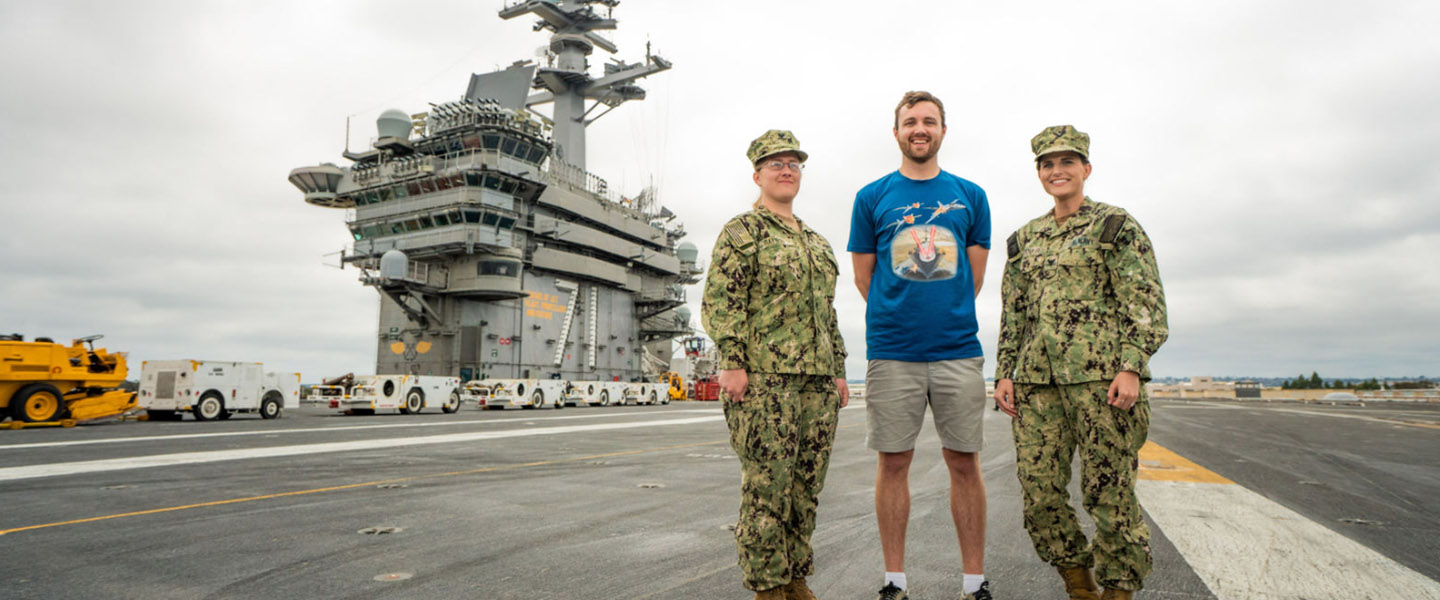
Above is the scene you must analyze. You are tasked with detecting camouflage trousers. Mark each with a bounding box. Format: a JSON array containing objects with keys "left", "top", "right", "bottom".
[
  {"left": 723, "top": 373, "right": 840, "bottom": 592},
  {"left": 1013, "top": 381, "right": 1152, "bottom": 591}
]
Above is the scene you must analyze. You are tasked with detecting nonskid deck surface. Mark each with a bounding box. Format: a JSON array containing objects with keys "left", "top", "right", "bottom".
[{"left": 2, "top": 399, "right": 1437, "bottom": 599}]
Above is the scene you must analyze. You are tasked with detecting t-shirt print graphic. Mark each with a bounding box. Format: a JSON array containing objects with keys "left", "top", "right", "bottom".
[{"left": 891, "top": 224, "right": 958, "bottom": 281}]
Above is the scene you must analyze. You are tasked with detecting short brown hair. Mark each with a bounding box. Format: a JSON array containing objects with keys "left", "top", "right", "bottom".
[{"left": 894, "top": 91, "right": 945, "bottom": 129}]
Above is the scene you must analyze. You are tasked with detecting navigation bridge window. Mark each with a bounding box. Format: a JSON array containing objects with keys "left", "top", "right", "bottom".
[
  {"left": 345, "top": 172, "right": 533, "bottom": 208},
  {"left": 349, "top": 207, "right": 520, "bottom": 241},
  {"left": 416, "top": 127, "right": 548, "bottom": 165},
  {"left": 482, "top": 133, "right": 546, "bottom": 164},
  {"left": 478, "top": 259, "right": 521, "bottom": 277}
]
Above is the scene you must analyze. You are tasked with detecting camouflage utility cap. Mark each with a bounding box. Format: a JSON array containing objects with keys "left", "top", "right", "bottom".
[
  {"left": 747, "top": 129, "right": 809, "bottom": 166},
  {"left": 1032, "top": 125, "right": 1090, "bottom": 160}
]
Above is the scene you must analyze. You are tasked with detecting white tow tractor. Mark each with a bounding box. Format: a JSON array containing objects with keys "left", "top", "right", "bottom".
[
  {"left": 478, "top": 379, "right": 568, "bottom": 409},
  {"left": 307, "top": 373, "right": 354, "bottom": 405},
  {"left": 561, "top": 381, "right": 592, "bottom": 407},
  {"left": 459, "top": 380, "right": 492, "bottom": 409},
  {"left": 580, "top": 380, "right": 632, "bottom": 406},
  {"left": 338, "top": 375, "right": 461, "bottom": 415},
  {"left": 598, "top": 381, "right": 656, "bottom": 406},
  {"left": 138, "top": 360, "right": 300, "bottom": 421},
  {"left": 635, "top": 381, "right": 667, "bottom": 405}
]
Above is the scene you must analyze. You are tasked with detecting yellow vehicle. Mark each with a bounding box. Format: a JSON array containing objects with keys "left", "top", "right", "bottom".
[
  {"left": 660, "top": 371, "right": 686, "bottom": 402},
  {"left": 0, "top": 334, "right": 137, "bottom": 427}
]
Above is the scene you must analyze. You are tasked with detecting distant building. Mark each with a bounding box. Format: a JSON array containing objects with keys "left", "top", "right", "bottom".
[
  {"left": 1235, "top": 380, "right": 1262, "bottom": 398},
  {"left": 1147, "top": 376, "right": 1235, "bottom": 399}
]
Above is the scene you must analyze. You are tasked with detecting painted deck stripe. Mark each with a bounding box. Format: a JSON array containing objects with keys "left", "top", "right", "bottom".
[
  {"left": 0, "top": 415, "right": 722, "bottom": 483},
  {"left": 0, "top": 408, "right": 723, "bottom": 451},
  {"left": 1140, "top": 445, "right": 1440, "bottom": 599},
  {"left": 0, "top": 439, "right": 730, "bottom": 537},
  {"left": 1186, "top": 401, "right": 1440, "bottom": 430},
  {"left": 0, "top": 422, "right": 862, "bottom": 537},
  {"left": 1138, "top": 441, "right": 1234, "bottom": 484},
  {"left": 1265, "top": 406, "right": 1440, "bottom": 430}
]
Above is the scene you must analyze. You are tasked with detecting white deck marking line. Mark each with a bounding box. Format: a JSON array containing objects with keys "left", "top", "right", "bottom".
[
  {"left": 1181, "top": 401, "right": 1440, "bottom": 429},
  {"left": 1264, "top": 406, "right": 1440, "bottom": 429},
  {"left": 1140, "top": 479, "right": 1440, "bottom": 598},
  {"left": 0, "top": 408, "right": 723, "bottom": 451},
  {"left": 0, "top": 415, "right": 723, "bottom": 483}
]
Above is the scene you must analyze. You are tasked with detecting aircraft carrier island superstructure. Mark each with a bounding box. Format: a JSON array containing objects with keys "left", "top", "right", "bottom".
[{"left": 289, "top": 0, "right": 698, "bottom": 383}]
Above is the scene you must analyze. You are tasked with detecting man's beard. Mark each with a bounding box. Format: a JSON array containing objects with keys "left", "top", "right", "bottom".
[{"left": 899, "top": 135, "right": 941, "bottom": 163}]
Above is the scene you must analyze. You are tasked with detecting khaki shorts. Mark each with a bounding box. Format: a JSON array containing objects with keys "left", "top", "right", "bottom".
[{"left": 865, "top": 357, "right": 987, "bottom": 453}]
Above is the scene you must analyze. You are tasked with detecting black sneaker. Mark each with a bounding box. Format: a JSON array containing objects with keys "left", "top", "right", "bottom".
[
  {"left": 877, "top": 582, "right": 909, "bottom": 600},
  {"left": 963, "top": 580, "right": 993, "bottom": 600}
]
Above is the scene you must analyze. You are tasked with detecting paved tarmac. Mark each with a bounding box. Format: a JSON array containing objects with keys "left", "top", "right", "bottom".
[{"left": 1, "top": 398, "right": 1436, "bottom": 599}]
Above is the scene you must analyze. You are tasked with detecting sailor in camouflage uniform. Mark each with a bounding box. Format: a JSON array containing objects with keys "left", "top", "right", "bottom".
[
  {"left": 993, "top": 126, "right": 1168, "bottom": 600},
  {"left": 701, "top": 129, "right": 850, "bottom": 600}
]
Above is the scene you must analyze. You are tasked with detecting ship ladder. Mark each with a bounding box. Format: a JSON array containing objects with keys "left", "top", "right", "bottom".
[
  {"left": 552, "top": 287, "right": 581, "bottom": 367},
  {"left": 586, "top": 287, "right": 599, "bottom": 369}
]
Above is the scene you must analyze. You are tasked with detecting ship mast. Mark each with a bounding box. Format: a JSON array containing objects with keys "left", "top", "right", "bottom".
[{"left": 498, "top": 0, "right": 671, "bottom": 171}]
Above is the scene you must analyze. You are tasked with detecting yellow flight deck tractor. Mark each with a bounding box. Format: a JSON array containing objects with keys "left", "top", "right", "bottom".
[
  {"left": 0, "top": 334, "right": 137, "bottom": 428},
  {"left": 660, "top": 371, "right": 687, "bottom": 402}
]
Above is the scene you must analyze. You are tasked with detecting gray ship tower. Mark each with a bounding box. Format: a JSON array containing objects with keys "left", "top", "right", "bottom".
[{"left": 289, "top": 0, "right": 698, "bottom": 382}]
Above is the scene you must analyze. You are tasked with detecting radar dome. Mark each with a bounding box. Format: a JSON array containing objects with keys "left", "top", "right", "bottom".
[
  {"left": 675, "top": 306, "right": 692, "bottom": 323},
  {"left": 379, "top": 249, "right": 409, "bottom": 280},
  {"left": 676, "top": 241, "right": 699, "bottom": 263},
  {"left": 377, "top": 109, "right": 412, "bottom": 139}
]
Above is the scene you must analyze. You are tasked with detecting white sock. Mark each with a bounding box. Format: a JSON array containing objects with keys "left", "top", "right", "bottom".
[
  {"left": 884, "top": 572, "right": 907, "bottom": 590},
  {"left": 963, "top": 573, "right": 985, "bottom": 595}
]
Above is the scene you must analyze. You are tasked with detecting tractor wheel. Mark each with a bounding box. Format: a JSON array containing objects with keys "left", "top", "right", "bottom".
[
  {"left": 259, "top": 394, "right": 282, "bottom": 419},
  {"left": 531, "top": 390, "right": 545, "bottom": 409},
  {"left": 11, "top": 384, "right": 66, "bottom": 422},
  {"left": 599, "top": 390, "right": 610, "bottom": 406},
  {"left": 193, "top": 392, "right": 224, "bottom": 422},
  {"left": 401, "top": 389, "right": 424, "bottom": 414},
  {"left": 442, "top": 391, "right": 461, "bottom": 414}
]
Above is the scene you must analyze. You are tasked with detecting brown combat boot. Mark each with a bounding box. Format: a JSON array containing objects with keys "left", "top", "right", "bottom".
[
  {"left": 1057, "top": 566, "right": 1101, "bottom": 600},
  {"left": 1099, "top": 589, "right": 1135, "bottom": 600},
  {"left": 782, "top": 577, "right": 819, "bottom": 600},
  {"left": 754, "top": 586, "right": 787, "bottom": 600}
]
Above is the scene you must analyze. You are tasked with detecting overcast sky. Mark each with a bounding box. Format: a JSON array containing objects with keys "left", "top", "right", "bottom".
[{"left": 2, "top": 1, "right": 1437, "bottom": 381}]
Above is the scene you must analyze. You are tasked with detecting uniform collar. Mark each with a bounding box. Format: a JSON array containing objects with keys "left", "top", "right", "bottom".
[
  {"left": 756, "top": 203, "right": 809, "bottom": 235},
  {"left": 1039, "top": 197, "right": 1096, "bottom": 237}
]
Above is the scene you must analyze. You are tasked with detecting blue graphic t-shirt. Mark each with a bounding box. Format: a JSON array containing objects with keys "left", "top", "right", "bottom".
[{"left": 847, "top": 170, "right": 991, "bottom": 362}]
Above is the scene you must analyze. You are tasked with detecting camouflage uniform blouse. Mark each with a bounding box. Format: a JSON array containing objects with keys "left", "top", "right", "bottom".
[
  {"left": 995, "top": 198, "right": 1167, "bottom": 385},
  {"left": 701, "top": 205, "right": 847, "bottom": 378}
]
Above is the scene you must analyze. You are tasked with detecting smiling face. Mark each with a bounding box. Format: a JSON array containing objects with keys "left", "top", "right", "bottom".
[
  {"left": 1036, "top": 150, "right": 1092, "bottom": 201},
  {"left": 752, "top": 151, "right": 803, "bottom": 204},
  {"left": 894, "top": 101, "right": 946, "bottom": 164}
]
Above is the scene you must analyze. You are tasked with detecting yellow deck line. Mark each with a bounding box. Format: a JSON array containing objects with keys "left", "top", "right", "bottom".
[
  {"left": 1, "top": 420, "right": 865, "bottom": 537},
  {"left": 1138, "top": 441, "right": 1234, "bottom": 484},
  {"left": 0, "top": 440, "right": 727, "bottom": 537}
]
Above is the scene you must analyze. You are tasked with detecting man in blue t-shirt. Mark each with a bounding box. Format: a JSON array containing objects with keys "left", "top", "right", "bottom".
[{"left": 847, "top": 91, "right": 994, "bottom": 600}]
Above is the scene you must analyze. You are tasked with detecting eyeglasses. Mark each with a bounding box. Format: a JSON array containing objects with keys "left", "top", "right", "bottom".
[{"left": 759, "top": 160, "right": 805, "bottom": 172}]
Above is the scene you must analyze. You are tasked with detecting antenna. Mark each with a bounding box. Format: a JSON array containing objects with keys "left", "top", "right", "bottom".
[
  {"left": 322, "top": 248, "right": 348, "bottom": 270},
  {"left": 498, "top": 0, "right": 672, "bottom": 170}
]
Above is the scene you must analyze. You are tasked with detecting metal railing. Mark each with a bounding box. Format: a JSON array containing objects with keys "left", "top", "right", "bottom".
[{"left": 547, "top": 159, "right": 619, "bottom": 204}]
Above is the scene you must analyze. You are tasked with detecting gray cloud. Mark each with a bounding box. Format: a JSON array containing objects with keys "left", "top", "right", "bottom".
[{"left": 2, "top": 1, "right": 1436, "bottom": 382}]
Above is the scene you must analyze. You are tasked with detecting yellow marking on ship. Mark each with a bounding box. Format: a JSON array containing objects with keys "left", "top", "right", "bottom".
[{"left": 1137, "top": 441, "right": 1234, "bottom": 484}]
